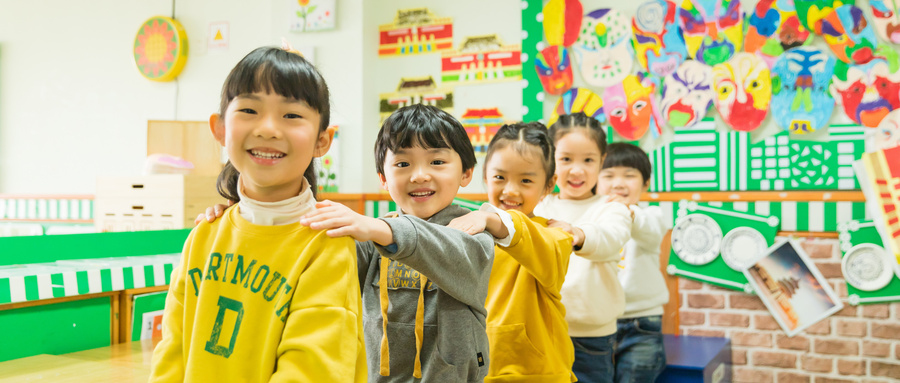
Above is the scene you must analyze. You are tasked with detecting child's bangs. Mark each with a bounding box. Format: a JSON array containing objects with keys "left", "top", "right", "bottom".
[
  {"left": 222, "top": 51, "right": 327, "bottom": 115},
  {"left": 388, "top": 123, "right": 452, "bottom": 152}
]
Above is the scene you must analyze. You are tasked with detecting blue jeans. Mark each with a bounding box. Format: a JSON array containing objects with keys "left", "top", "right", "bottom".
[
  {"left": 572, "top": 334, "right": 616, "bottom": 383},
  {"left": 614, "top": 316, "right": 666, "bottom": 383}
]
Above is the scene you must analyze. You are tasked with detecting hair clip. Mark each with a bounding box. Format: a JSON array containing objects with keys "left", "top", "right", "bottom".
[{"left": 281, "top": 37, "right": 303, "bottom": 56}]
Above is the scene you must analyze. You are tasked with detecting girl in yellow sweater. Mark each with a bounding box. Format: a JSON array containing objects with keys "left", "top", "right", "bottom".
[
  {"left": 450, "top": 122, "right": 579, "bottom": 382},
  {"left": 149, "top": 44, "right": 366, "bottom": 382}
]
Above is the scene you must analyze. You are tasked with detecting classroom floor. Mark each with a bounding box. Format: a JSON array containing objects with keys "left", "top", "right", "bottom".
[{"left": 0, "top": 339, "right": 159, "bottom": 382}]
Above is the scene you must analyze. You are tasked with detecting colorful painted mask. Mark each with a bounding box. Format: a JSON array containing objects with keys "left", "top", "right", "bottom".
[
  {"left": 794, "top": 0, "right": 841, "bottom": 34},
  {"left": 632, "top": 0, "right": 689, "bottom": 77},
  {"left": 744, "top": 0, "right": 813, "bottom": 67},
  {"left": 603, "top": 73, "right": 662, "bottom": 140},
  {"left": 712, "top": 53, "right": 772, "bottom": 131},
  {"left": 870, "top": 0, "right": 900, "bottom": 44},
  {"left": 661, "top": 60, "right": 714, "bottom": 127},
  {"left": 543, "top": 0, "right": 583, "bottom": 46},
  {"left": 820, "top": 5, "right": 881, "bottom": 64},
  {"left": 574, "top": 8, "right": 634, "bottom": 87},
  {"left": 548, "top": 87, "right": 606, "bottom": 126},
  {"left": 830, "top": 59, "right": 900, "bottom": 127},
  {"left": 678, "top": 0, "right": 744, "bottom": 66},
  {"left": 770, "top": 46, "right": 836, "bottom": 134},
  {"left": 874, "top": 109, "right": 900, "bottom": 150},
  {"left": 536, "top": 46, "right": 574, "bottom": 95}
]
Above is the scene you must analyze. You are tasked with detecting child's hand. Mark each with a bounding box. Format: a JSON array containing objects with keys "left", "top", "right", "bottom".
[
  {"left": 448, "top": 211, "right": 490, "bottom": 235},
  {"left": 193, "top": 201, "right": 233, "bottom": 224},
  {"left": 606, "top": 195, "right": 636, "bottom": 221},
  {"left": 300, "top": 200, "right": 393, "bottom": 245},
  {"left": 547, "top": 219, "right": 585, "bottom": 248}
]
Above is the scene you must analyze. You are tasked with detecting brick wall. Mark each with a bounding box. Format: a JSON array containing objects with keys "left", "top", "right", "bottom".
[{"left": 676, "top": 237, "right": 900, "bottom": 382}]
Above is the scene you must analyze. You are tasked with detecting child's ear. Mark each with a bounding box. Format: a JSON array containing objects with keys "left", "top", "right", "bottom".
[
  {"left": 313, "top": 126, "right": 336, "bottom": 157},
  {"left": 378, "top": 172, "right": 389, "bottom": 191},
  {"left": 459, "top": 168, "right": 474, "bottom": 188},
  {"left": 643, "top": 179, "right": 651, "bottom": 193},
  {"left": 209, "top": 114, "right": 225, "bottom": 146},
  {"left": 543, "top": 174, "right": 558, "bottom": 197}
]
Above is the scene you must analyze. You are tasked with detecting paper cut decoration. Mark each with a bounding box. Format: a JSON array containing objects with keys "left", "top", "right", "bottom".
[
  {"left": 603, "top": 73, "right": 663, "bottom": 140},
  {"left": 548, "top": 87, "right": 606, "bottom": 126},
  {"left": 543, "top": 0, "right": 583, "bottom": 46},
  {"left": 855, "top": 146, "right": 900, "bottom": 266},
  {"left": 712, "top": 53, "right": 771, "bottom": 132},
  {"left": 632, "top": 0, "right": 689, "bottom": 78},
  {"left": 646, "top": 121, "right": 865, "bottom": 191},
  {"left": 441, "top": 35, "right": 522, "bottom": 85},
  {"left": 744, "top": 238, "right": 844, "bottom": 337},
  {"left": 838, "top": 220, "right": 900, "bottom": 305},
  {"left": 875, "top": 109, "right": 900, "bottom": 150},
  {"left": 290, "top": 0, "right": 336, "bottom": 32},
  {"left": 573, "top": 8, "right": 634, "bottom": 87},
  {"left": 794, "top": 0, "right": 842, "bottom": 34},
  {"left": 770, "top": 47, "right": 836, "bottom": 134},
  {"left": 842, "top": 243, "right": 895, "bottom": 291},
  {"left": 461, "top": 108, "right": 505, "bottom": 156},
  {"left": 820, "top": 5, "right": 881, "bottom": 64},
  {"left": 379, "top": 77, "right": 453, "bottom": 121},
  {"left": 536, "top": 46, "right": 574, "bottom": 95},
  {"left": 378, "top": 8, "right": 453, "bottom": 56},
  {"left": 678, "top": 0, "right": 743, "bottom": 66},
  {"left": 671, "top": 213, "right": 723, "bottom": 266},
  {"left": 133, "top": 16, "right": 188, "bottom": 82},
  {"left": 661, "top": 60, "right": 714, "bottom": 128},
  {"left": 871, "top": 0, "right": 900, "bottom": 44},
  {"left": 831, "top": 59, "right": 900, "bottom": 127},
  {"left": 743, "top": 0, "right": 814, "bottom": 67}
]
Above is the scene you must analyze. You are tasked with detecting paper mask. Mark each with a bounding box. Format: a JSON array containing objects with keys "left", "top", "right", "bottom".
[
  {"left": 661, "top": 60, "right": 714, "bottom": 128},
  {"left": 870, "top": 0, "right": 900, "bottom": 44},
  {"left": 603, "top": 73, "right": 663, "bottom": 140},
  {"left": 744, "top": 0, "right": 813, "bottom": 67},
  {"left": 632, "top": 0, "right": 689, "bottom": 77},
  {"left": 874, "top": 109, "right": 900, "bottom": 150},
  {"left": 830, "top": 59, "right": 900, "bottom": 127},
  {"left": 820, "top": 5, "right": 881, "bottom": 64},
  {"left": 548, "top": 87, "right": 606, "bottom": 127},
  {"left": 678, "top": 0, "right": 744, "bottom": 66},
  {"left": 770, "top": 47, "right": 836, "bottom": 134},
  {"left": 536, "top": 46, "right": 574, "bottom": 95},
  {"left": 712, "top": 53, "right": 772, "bottom": 131},
  {"left": 794, "top": 0, "right": 841, "bottom": 34},
  {"left": 573, "top": 8, "right": 634, "bottom": 87},
  {"left": 543, "top": 0, "right": 584, "bottom": 46}
]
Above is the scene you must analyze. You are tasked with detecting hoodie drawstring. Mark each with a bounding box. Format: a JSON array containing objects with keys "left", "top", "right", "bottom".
[{"left": 378, "top": 257, "right": 427, "bottom": 378}]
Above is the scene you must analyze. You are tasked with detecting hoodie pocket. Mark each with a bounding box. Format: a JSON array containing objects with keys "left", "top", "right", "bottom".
[{"left": 487, "top": 323, "right": 546, "bottom": 376}]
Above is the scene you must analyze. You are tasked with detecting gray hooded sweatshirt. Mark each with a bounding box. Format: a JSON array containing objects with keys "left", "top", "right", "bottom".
[{"left": 357, "top": 204, "right": 495, "bottom": 382}]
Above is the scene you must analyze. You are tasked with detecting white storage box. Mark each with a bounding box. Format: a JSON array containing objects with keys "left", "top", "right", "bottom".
[{"left": 95, "top": 175, "right": 222, "bottom": 232}]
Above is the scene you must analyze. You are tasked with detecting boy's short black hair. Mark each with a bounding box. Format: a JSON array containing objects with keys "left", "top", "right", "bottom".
[
  {"left": 602, "top": 143, "right": 652, "bottom": 183},
  {"left": 374, "top": 104, "right": 476, "bottom": 175}
]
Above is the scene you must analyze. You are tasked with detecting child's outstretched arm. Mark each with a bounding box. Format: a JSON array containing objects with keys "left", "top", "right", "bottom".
[
  {"left": 447, "top": 209, "right": 510, "bottom": 239},
  {"left": 502, "top": 210, "right": 574, "bottom": 290},
  {"left": 300, "top": 200, "right": 394, "bottom": 246},
  {"left": 572, "top": 200, "right": 633, "bottom": 263},
  {"left": 631, "top": 205, "right": 667, "bottom": 252}
]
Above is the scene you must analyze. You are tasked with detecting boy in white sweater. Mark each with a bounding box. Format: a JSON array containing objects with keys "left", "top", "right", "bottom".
[{"left": 597, "top": 143, "right": 669, "bottom": 383}]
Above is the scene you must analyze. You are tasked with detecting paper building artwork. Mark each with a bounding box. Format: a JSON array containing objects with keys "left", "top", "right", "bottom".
[
  {"left": 548, "top": 87, "right": 605, "bottom": 126},
  {"left": 646, "top": 121, "right": 865, "bottom": 192},
  {"left": 678, "top": 0, "right": 743, "bottom": 66},
  {"left": 743, "top": 0, "right": 813, "bottom": 67},
  {"left": 318, "top": 125, "right": 339, "bottom": 193},
  {"left": 461, "top": 108, "right": 505, "bottom": 156},
  {"left": 441, "top": 35, "right": 522, "bottom": 85},
  {"left": 378, "top": 8, "right": 453, "bottom": 57},
  {"left": 830, "top": 59, "right": 900, "bottom": 128},
  {"left": 289, "top": 0, "right": 336, "bottom": 32},
  {"left": 770, "top": 47, "right": 836, "bottom": 134},
  {"left": 536, "top": 45, "right": 574, "bottom": 95},
  {"left": 820, "top": 5, "right": 881, "bottom": 65},
  {"left": 855, "top": 146, "right": 900, "bottom": 265},
  {"left": 573, "top": 8, "right": 634, "bottom": 87},
  {"left": 870, "top": 0, "right": 900, "bottom": 44},
  {"left": 542, "top": 0, "right": 583, "bottom": 46},
  {"left": 379, "top": 76, "right": 453, "bottom": 121},
  {"left": 712, "top": 53, "right": 771, "bottom": 132},
  {"left": 632, "top": 0, "right": 688, "bottom": 78},
  {"left": 661, "top": 60, "right": 714, "bottom": 128},
  {"left": 603, "top": 73, "right": 662, "bottom": 140}
]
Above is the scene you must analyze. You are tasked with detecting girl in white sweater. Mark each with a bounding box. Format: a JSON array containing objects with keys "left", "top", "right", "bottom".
[{"left": 534, "top": 113, "right": 633, "bottom": 383}]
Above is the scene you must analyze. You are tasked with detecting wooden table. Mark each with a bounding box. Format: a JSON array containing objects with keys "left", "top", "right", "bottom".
[{"left": 0, "top": 339, "right": 159, "bottom": 382}]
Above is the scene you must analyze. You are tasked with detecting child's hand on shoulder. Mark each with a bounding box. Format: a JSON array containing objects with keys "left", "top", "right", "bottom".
[
  {"left": 547, "top": 219, "right": 585, "bottom": 249},
  {"left": 448, "top": 211, "right": 490, "bottom": 235},
  {"left": 193, "top": 201, "right": 234, "bottom": 225},
  {"left": 300, "top": 200, "right": 393, "bottom": 245}
]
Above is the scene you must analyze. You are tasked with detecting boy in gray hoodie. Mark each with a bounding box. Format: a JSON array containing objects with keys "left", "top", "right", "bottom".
[{"left": 301, "top": 104, "right": 507, "bottom": 382}]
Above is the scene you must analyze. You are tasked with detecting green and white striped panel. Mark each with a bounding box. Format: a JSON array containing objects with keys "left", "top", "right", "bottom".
[
  {"left": 0, "top": 198, "right": 93, "bottom": 220},
  {"left": 365, "top": 200, "right": 398, "bottom": 218},
  {"left": 648, "top": 122, "right": 751, "bottom": 192},
  {"left": 644, "top": 200, "right": 869, "bottom": 232}
]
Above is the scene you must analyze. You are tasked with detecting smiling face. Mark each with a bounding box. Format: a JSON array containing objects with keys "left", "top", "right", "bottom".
[
  {"left": 871, "top": 0, "right": 900, "bottom": 44},
  {"left": 662, "top": 59, "right": 714, "bottom": 127},
  {"left": 554, "top": 130, "right": 604, "bottom": 200},
  {"left": 678, "top": 0, "right": 743, "bottom": 66},
  {"left": 574, "top": 8, "right": 634, "bottom": 87},
  {"left": 596, "top": 166, "right": 649, "bottom": 205},
  {"left": 633, "top": 0, "right": 688, "bottom": 77},
  {"left": 484, "top": 145, "right": 553, "bottom": 216},
  {"left": 770, "top": 46, "right": 836, "bottom": 133},
  {"left": 536, "top": 45, "right": 574, "bottom": 95},
  {"left": 378, "top": 145, "right": 473, "bottom": 220},
  {"left": 212, "top": 91, "right": 329, "bottom": 202},
  {"left": 604, "top": 75, "right": 661, "bottom": 140},
  {"left": 712, "top": 53, "right": 772, "bottom": 131},
  {"left": 820, "top": 5, "right": 880, "bottom": 64},
  {"left": 831, "top": 59, "right": 900, "bottom": 127}
]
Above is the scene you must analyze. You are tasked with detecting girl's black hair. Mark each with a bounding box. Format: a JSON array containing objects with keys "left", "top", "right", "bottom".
[
  {"left": 602, "top": 143, "right": 653, "bottom": 183},
  {"left": 374, "top": 104, "right": 476, "bottom": 175},
  {"left": 483, "top": 122, "right": 556, "bottom": 188},
  {"left": 547, "top": 112, "right": 608, "bottom": 156},
  {"left": 215, "top": 46, "right": 331, "bottom": 202}
]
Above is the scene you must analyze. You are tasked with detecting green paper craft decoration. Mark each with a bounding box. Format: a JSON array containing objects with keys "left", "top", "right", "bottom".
[
  {"left": 522, "top": 0, "right": 545, "bottom": 122},
  {"left": 838, "top": 220, "right": 900, "bottom": 305},
  {"left": 667, "top": 200, "right": 780, "bottom": 292}
]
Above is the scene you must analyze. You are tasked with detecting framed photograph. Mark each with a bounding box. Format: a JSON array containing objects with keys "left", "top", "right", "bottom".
[{"left": 743, "top": 238, "right": 843, "bottom": 337}]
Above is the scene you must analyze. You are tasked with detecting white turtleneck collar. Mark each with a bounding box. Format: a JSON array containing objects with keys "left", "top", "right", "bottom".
[{"left": 236, "top": 176, "right": 317, "bottom": 226}]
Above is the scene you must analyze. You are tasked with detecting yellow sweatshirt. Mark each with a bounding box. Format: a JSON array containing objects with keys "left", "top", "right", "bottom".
[
  {"left": 485, "top": 210, "right": 576, "bottom": 383},
  {"left": 149, "top": 206, "right": 367, "bottom": 382}
]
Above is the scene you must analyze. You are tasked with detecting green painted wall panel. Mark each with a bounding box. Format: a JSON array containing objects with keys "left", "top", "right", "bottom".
[{"left": 0, "top": 297, "right": 110, "bottom": 362}]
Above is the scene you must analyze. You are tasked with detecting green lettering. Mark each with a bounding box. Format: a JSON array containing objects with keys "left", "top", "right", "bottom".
[
  {"left": 275, "top": 285, "right": 294, "bottom": 323},
  {"left": 187, "top": 268, "right": 203, "bottom": 296},
  {"left": 262, "top": 273, "right": 285, "bottom": 302},
  {"left": 230, "top": 255, "right": 256, "bottom": 287},
  {"left": 205, "top": 253, "right": 222, "bottom": 281},
  {"left": 250, "top": 265, "right": 270, "bottom": 293},
  {"left": 204, "top": 295, "right": 244, "bottom": 358},
  {"left": 222, "top": 253, "right": 234, "bottom": 281}
]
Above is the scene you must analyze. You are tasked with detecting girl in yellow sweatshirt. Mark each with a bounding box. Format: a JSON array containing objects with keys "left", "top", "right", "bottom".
[
  {"left": 450, "top": 122, "right": 580, "bottom": 382},
  {"left": 149, "top": 45, "right": 366, "bottom": 382}
]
